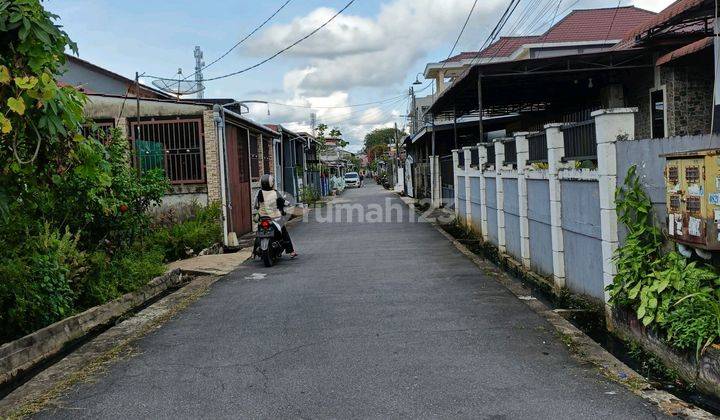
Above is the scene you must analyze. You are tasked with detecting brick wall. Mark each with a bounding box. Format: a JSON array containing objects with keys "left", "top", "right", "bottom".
[{"left": 203, "top": 109, "right": 220, "bottom": 204}]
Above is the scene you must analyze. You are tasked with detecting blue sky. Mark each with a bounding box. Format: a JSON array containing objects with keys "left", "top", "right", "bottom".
[{"left": 47, "top": 0, "right": 672, "bottom": 151}]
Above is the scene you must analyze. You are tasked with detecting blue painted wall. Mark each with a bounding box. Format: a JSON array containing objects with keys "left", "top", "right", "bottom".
[
  {"left": 486, "top": 176, "right": 498, "bottom": 245},
  {"left": 504, "top": 178, "right": 521, "bottom": 260},
  {"left": 561, "top": 180, "right": 604, "bottom": 299},
  {"left": 527, "top": 179, "right": 553, "bottom": 276},
  {"left": 470, "top": 177, "right": 482, "bottom": 234},
  {"left": 457, "top": 176, "right": 466, "bottom": 220}
]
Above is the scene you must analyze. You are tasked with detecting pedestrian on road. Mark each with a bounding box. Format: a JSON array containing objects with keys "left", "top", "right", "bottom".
[
  {"left": 359, "top": 172, "right": 364, "bottom": 187},
  {"left": 255, "top": 174, "right": 298, "bottom": 258}
]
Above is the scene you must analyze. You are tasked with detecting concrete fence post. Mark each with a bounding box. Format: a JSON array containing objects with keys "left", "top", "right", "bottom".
[
  {"left": 545, "top": 123, "right": 566, "bottom": 289},
  {"left": 515, "top": 132, "right": 531, "bottom": 269},
  {"left": 463, "top": 146, "right": 473, "bottom": 227},
  {"left": 452, "top": 149, "right": 460, "bottom": 217},
  {"left": 478, "top": 144, "right": 489, "bottom": 241},
  {"left": 494, "top": 139, "right": 506, "bottom": 253},
  {"left": 592, "top": 108, "right": 637, "bottom": 302},
  {"left": 430, "top": 155, "right": 441, "bottom": 208}
]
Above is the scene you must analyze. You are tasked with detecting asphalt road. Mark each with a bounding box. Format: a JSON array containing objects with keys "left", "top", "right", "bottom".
[{"left": 38, "top": 182, "right": 665, "bottom": 419}]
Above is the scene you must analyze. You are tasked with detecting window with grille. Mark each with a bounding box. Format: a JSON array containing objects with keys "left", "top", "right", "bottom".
[
  {"left": 687, "top": 196, "right": 701, "bottom": 213},
  {"left": 669, "top": 195, "right": 681, "bottom": 211},
  {"left": 685, "top": 166, "right": 700, "bottom": 183},
  {"left": 81, "top": 119, "right": 115, "bottom": 141},
  {"left": 667, "top": 166, "right": 679, "bottom": 184},
  {"left": 130, "top": 118, "right": 205, "bottom": 184}
]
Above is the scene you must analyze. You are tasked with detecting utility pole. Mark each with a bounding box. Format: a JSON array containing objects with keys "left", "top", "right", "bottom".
[
  {"left": 134, "top": 71, "right": 141, "bottom": 172},
  {"left": 714, "top": 15, "right": 720, "bottom": 133},
  {"left": 194, "top": 46, "right": 205, "bottom": 99},
  {"left": 394, "top": 122, "right": 400, "bottom": 187}
]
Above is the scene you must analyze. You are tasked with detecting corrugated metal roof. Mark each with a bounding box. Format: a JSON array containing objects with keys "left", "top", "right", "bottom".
[
  {"left": 656, "top": 36, "right": 713, "bottom": 65},
  {"left": 624, "top": 0, "right": 708, "bottom": 40}
]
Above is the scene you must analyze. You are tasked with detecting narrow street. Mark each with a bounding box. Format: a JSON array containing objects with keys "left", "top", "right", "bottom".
[{"left": 38, "top": 182, "right": 664, "bottom": 419}]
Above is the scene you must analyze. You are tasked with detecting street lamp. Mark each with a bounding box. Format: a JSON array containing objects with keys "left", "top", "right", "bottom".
[{"left": 412, "top": 72, "right": 423, "bottom": 85}]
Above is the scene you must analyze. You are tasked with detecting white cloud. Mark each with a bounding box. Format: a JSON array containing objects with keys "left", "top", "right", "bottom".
[
  {"left": 632, "top": 0, "right": 674, "bottom": 12},
  {"left": 248, "top": 0, "right": 505, "bottom": 95}
]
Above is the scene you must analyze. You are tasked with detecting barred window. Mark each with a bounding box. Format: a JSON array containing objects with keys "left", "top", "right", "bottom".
[{"left": 130, "top": 117, "right": 205, "bottom": 184}]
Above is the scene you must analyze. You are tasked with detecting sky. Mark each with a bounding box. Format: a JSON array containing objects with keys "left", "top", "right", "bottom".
[{"left": 46, "top": 0, "right": 674, "bottom": 152}]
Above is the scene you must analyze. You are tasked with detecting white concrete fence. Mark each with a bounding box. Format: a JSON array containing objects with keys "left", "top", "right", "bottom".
[{"left": 430, "top": 108, "right": 638, "bottom": 302}]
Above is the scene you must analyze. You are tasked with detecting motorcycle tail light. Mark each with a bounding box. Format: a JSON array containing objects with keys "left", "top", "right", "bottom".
[{"left": 260, "top": 220, "right": 271, "bottom": 230}]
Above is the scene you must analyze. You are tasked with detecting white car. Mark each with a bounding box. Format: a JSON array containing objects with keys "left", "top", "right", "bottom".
[{"left": 344, "top": 172, "right": 361, "bottom": 187}]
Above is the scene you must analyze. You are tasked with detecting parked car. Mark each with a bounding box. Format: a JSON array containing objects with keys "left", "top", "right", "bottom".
[{"left": 344, "top": 172, "right": 361, "bottom": 188}]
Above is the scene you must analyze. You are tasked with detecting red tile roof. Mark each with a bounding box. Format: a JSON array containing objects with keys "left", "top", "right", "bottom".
[
  {"left": 541, "top": 6, "right": 656, "bottom": 43},
  {"left": 447, "top": 6, "right": 656, "bottom": 61},
  {"left": 478, "top": 36, "right": 541, "bottom": 58}
]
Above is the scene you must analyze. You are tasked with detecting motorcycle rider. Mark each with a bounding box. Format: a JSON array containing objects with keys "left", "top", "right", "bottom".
[{"left": 255, "top": 174, "right": 298, "bottom": 258}]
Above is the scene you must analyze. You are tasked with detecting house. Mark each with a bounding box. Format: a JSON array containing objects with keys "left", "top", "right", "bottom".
[
  {"left": 414, "top": 0, "right": 718, "bottom": 304},
  {"left": 60, "top": 57, "right": 280, "bottom": 245},
  {"left": 59, "top": 55, "right": 171, "bottom": 99}
]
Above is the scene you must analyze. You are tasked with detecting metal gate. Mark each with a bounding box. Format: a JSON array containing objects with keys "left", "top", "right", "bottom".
[{"left": 439, "top": 155, "right": 455, "bottom": 208}]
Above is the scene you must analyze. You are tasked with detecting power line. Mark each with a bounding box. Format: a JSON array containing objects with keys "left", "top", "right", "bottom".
[
  {"left": 180, "top": 0, "right": 293, "bottom": 82},
  {"left": 261, "top": 81, "right": 431, "bottom": 110},
  {"left": 439, "top": 0, "right": 480, "bottom": 72},
  {"left": 152, "top": 0, "right": 356, "bottom": 83}
]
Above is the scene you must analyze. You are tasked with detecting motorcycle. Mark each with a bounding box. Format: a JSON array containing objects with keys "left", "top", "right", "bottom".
[{"left": 253, "top": 216, "right": 284, "bottom": 267}]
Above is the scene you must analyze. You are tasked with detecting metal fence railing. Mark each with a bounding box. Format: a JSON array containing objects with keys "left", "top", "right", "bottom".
[
  {"left": 470, "top": 148, "right": 479, "bottom": 168},
  {"left": 528, "top": 131, "right": 548, "bottom": 163},
  {"left": 503, "top": 140, "right": 517, "bottom": 166},
  {"left": 439, "top": 155, "right": 455, "bottom": 207},
  {"left": 485, "top": 143, "right": 496, "bottom": 168},
  {"left": 561, "top": 119, "right": 597, "bottom": 161}
]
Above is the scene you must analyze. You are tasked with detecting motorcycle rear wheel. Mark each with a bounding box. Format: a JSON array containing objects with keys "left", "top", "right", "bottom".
[{"left": 262, "top": 249, "right": 274, "bottom": 267}]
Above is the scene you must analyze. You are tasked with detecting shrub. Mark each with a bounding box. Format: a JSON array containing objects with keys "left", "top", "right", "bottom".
[
  {"left": 608, "top": 165, "right": 720, "bottom": 358},
  {"left": 300, "top": 186, "right": 320, "bottom": 204},
  {"left": 76, "top": 245, "right": 165, "bottom": 309},
  {"left": 0, "top": 226, "right": 85, "bottom": 342},
  {"left": 150, "top": 202, "right": 222, "bottom": 261}
]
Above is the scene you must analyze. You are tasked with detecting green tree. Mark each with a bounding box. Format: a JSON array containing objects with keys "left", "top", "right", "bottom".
[
  {"left": 316, "top": 123, "right": 348, "bottom": 150},
  {"left": 363, "top": 127, "right": 405, "bottom": 162},
  {"left": 0, "top": 0, "right": 174, "bottom": 342}
]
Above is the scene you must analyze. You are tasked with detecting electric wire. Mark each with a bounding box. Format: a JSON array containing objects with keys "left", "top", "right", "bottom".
[
  {"left": 150, "top": 0, "right": 356, "bottom": 83},
  {"left": 179, "top": 0, "right": 293, "bottom": 82}
]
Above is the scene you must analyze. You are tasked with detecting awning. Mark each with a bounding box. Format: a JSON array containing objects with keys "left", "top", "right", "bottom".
[
  {"left": 656, "top": 36, "right": 713, "bottom": 65},
  {"left": 428, "top": 48, "right": 653, "bottom": 119}
]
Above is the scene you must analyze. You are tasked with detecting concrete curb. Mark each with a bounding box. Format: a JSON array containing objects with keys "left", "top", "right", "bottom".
[
  {"left": 0, "top": 270, "right": 184, "bottom": 384},
  {"left": 402, "top": 196, "right": 713, "bottom": 417},
  {"left": 0, "top": 269, "right": 185, "bottom": 388},
  {"left": 0, "top": 274, "right": 224, "bottom": 419}
]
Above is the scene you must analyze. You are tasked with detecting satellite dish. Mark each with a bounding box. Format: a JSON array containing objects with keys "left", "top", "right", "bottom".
[{"left": 151, "top": 68, "right": 205, "bottom": 98}]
